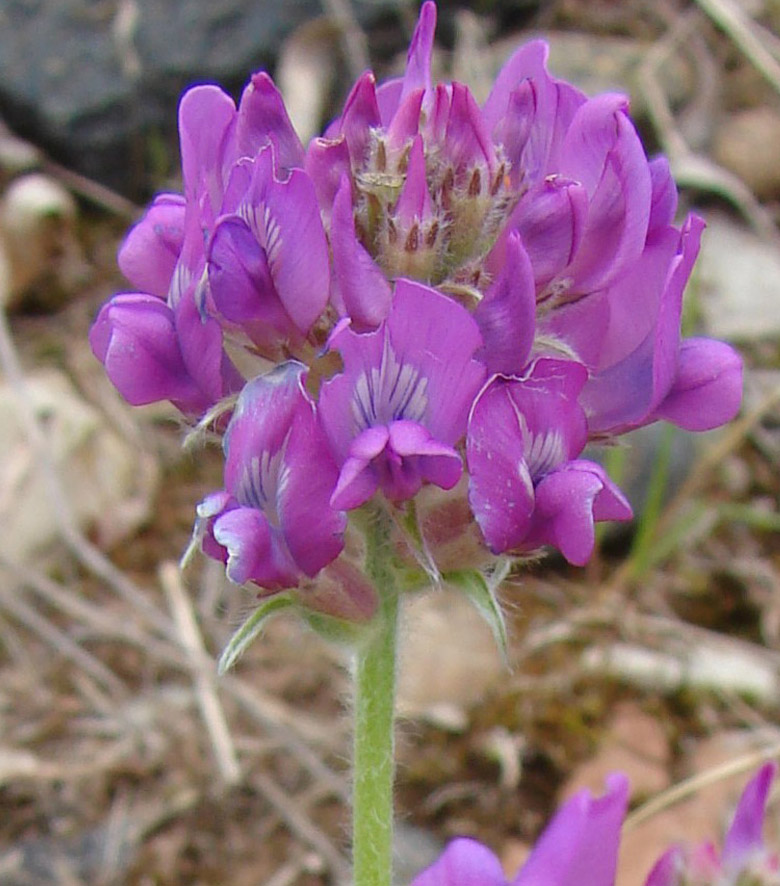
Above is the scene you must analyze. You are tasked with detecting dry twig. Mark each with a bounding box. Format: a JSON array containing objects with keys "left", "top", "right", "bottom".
[
  {"left": 638, "top": 8, "right": 779, "bottom": 240},
  {"left": 693, "top": 0, "right": 780, "bottom": 95},
  {"left": 159, "top": 560, "right": 242, "bottom": 787},
  {"left": 624, "top": 738, "right": 780, "bottom": 831},
  {"left": 0, "top": 305, "right": 173, "bottom": 635}
]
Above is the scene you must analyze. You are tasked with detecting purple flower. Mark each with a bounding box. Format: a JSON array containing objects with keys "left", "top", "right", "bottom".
[
  {"left": 90, "top": 199, "right": 244, "bottom": 416},
  {"left": 117, "top": 193, "right": 186, "bottom": 298},
  {"left": 579, "top": 213, "right": 743, "bottom": 435},
  {"left": 319, "top": 280, "right": 486, "bottom": 509},
  {"left": 307, "top": 0, "right": 741, "bottom": 438},
  {"left": 197, "top": 362, "right": 346, "bottom": 592},
  {"left": 646, "top": 763, "right": 779, "bottom": 886},
  {"left": 208, "top": 144, "right": 330, "bottom": 351},
  {"left": 410, "top": 773, "right": 628, "bottom": 886},
  {"left": 467, "top": 358, "right": 631, "bottom": 563},
  {"left": 91, "top": 72, "right": 307, "bottom": 417},
  {"left": 89, "top": 290, "right": 238, "bottom": 416},
  {"left": 92, "top": 0, "right": 745, "bottom": 584}
]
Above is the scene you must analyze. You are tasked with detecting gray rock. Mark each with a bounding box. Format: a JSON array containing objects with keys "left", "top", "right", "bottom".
[
  {"left": 713, "top": 106, "right": 780, "bottom": 200},
  {"left": 0, "top": 0, "right": 381, "bottom": 197},
  {"left": 697, "top": 212, "right": 780, "bottom": 341},
  {"left": 394, "top": 821, "right": 443, "bottom": 886}
]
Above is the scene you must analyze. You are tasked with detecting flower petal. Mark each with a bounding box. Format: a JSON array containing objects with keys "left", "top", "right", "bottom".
[
  {"left": 305, "top": 135, "right": 352, "bottom": 220},
  {"left": 652, "top": 337, "right": 743, "bottom": 432},
  {"left": 475, "top": 231, "right": 536, "bottom": 374},
  {"left": 508, "top": 358, "right": 589, "bottom": 470},
  {"left": 234, "top": 72, "right": 304, "bottom": 174},
  {"left": 89, "top": 293, "right": 206, "bottom": 412},
  {"left": 331, "top": 175, "right": 393, "bottom": 330},
  {"left": 195, "top": 491, "right": 235, "bottom": 564},
  {"left": 483, "top": 39, "right": 586, "bottom": 183},
  {"left": 723, "top": 763, "right": 777, "bottom": 870},
  {"left": 178, "top": 84, "right": 236, "bottom": 212},
  {"left": 583, "top": 215, "right": 705, "bottom": 433},
  {"left": 648, "top": 155, "right": 678, "bottom": 234},
  {"left": 209, "top": 215, "right": 298, "bottom": 345},
  {"left": 384, "top": 280, "right": 486, "bottom": 443},
  {"left": 394, "top": 135, "right": 434, "bottom": 226},
  {"left": 513, "top": 774, "right": 629, "bottom": 886},
  {"left": 442, "top": 83, "right": 496, "bottom": 177},
  {"left": 330, "top": 427, "right": 389, "bottom": 510},
  {"left": 467, "top": 380, "right": 535, "bottom": 554},
  {"left": 526, "top": 461, "right": 632, "bottom": 565},
  {"left": 117, "top": 193, "right": 185, "bottom": 297},
  {"left": 240, "top": 147, "right": 331, "bottom": 334},
  {"left": 174, "top": 282, "right": 243, "bottom": 407},
  {"left": 336, "top": 71, "right": 381, "bottom": 167},
  {"left": 223, "top": 362, "right": 308, "bottom": 497},
  {"left": 499, "top": 177, "right": 588, "bottom": 290},
  {"left": 559, "top": 94, "right": 652, "bottom": 292},
  {"left": 278, "top": 398, "right": 347, "bottom": 577},
  {"left": 214, "top": 506, "right": 297, "bottom": 589},
  {"left": 594, "top": 226, "right": 681, "bottom": 372},
  {"left": 411, "top": 838, "right": 507, "bottom": 886},
  {"left": 399, "top": 1, "right": 436, "bottom": 107},
  {"left": 388, "top": 420, "right": 463, "bottom": 490},
  {"left": 643, "top": 847, "right": 685, "bottom": 886},
  {"left": 223, "top": 363, "right": 345, "bottom": 583}
]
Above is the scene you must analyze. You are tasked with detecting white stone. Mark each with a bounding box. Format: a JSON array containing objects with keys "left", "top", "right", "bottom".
[
  {"left": 697, "top": 212, "right": 780, "bottom": 341},
  {"left": 0, "top": 369, "right": 158, "bottom": 562}
]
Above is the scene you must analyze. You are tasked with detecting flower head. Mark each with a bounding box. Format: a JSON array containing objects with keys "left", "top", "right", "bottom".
[
  {"left": 410, "top": 774, "right": 628, "bottom": 886},
  {"left": 411, "top": 767, "right": 780, "bottom": 886},
  {"left": 197, "top": 362, "right": 346, "bottom": 592},
  {"left": 319, "top": 280, "right": 486, "bottom": 509},
  {"left": 646, "top": 763, "right": 779, "bottom": 886},
  {"left": 91, "top": 0, "right": 743, "bottom": 594}
]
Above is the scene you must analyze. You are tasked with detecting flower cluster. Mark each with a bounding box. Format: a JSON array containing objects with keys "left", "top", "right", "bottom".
[
  {"left": 91, "top": 2, "right": 742, "bottom": 612},
  {"left": 411, "top": 764, "right": 778, "bottom": 886}
]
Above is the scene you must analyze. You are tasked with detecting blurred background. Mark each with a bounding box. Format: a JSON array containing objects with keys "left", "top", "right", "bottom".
[{"left": 0, "top": 0, "right": 779, "bottom": 883}]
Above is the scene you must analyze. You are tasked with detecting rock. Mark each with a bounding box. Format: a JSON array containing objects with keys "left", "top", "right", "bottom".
[
  {"left": 0, "top": 369, "right": 158, "bottom": 563},
  {"left": 0, "top": 0, "right": 381, "bottom": 197},
  {"left": 0, "top": 823, "right": 137, "bottom": 886},
  {"left": 393, "top": 822, "right": 443, "bottom": 886},
  {"left": 0, "top": 173, "right": 85, "bottom": 312},
  {"left": 0, "top": 120, "right": 42, "bottom": 177},
  {"left": 697, "top": 212, "right": 780, "bottom": 342},
  {"left": 562, "top": 702, "right": 671, "bottom": 802},
  {"left": 713, "top": 107, "right": 780, "bottom": 200},
  {"left": 582, "top": 641, "right": 779, "bottom": 704},
  {"left": 397, "top": 588, "right": 504, "bottom": 729}
]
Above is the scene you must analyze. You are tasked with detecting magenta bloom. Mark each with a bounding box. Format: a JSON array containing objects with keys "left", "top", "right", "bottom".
[
  {"left": 319, "top": 280, "right": 486, "bottom": 509},
  {"left": 208, "top": 144, "right": 330, "bottom": 350},
  {"left": 90, "top": 74, "right": 306, "bottom": 418},
  {"left": 646, "top": 763, "right": 779, "bottom": 886},
  {"left": 197, "top": 362, "right": 346, "bottom": 591},
  {"left": 411, "top": 774, "right": 628, "bottom": 886},
  {"left": 90, "top": 0, "right": 744, "bottom": 589},
  {"left": 412, "top": 767, "right": 779, "bottom": 886},
  {"left": 467, "top": 358, "right": 631, "bottom": 564}
]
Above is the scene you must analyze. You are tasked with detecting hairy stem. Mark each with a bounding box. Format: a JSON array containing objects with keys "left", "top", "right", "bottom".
[{"left": 352, "top": 509, "right": 399, "bottom": 886}]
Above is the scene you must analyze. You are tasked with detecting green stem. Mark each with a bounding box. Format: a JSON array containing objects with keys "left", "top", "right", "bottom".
[{"left": 353, "top": 509, "right": 399, "bottom": 886}]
